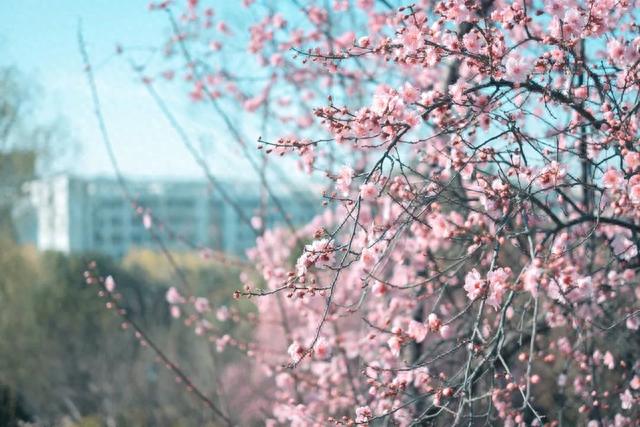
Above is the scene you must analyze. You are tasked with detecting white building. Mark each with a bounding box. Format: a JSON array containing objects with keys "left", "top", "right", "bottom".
[{"left": 20, "top": 175, "right": 317, "bottom": 258}]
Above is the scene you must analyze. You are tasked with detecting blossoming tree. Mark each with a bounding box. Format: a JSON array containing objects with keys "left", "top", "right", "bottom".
[{"left": 86, "top": 0, "right": 640, "bottom": 425}]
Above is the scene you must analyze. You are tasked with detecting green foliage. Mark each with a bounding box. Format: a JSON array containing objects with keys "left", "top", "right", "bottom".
[
  {"left": 0, "top": 241, "right": 244, "bottom": 426},
  {"left": 0, "top": 384, "right": 32, "bottom": 427}
]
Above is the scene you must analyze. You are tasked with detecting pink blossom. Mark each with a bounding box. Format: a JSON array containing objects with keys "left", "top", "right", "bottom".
[
  {"left": 620, "top": 389, "right": 634, "bottom": 410},
  {"left": 563, "top": 8, "right": 585, "bottom": 36},
  {"left": 449, "top": 81, "right": 467, "bottom": 104},
  {"left": 629, "top": 184, "right": 640, "bottom": 203},
  {"left": 216, "top": 334, "right": 231, "bottom": 353},
  {"left": 370, "top": 89, "right": 392, "bottom": 115},
  {"left": 336, "top": 166, "right": 354, "bottom": 196},
  {"left": 463, "top": 31, "right": 482, "bottom": 53},
  {"left": 296, "top": 238, "right": 335, "bottom": 275},
  {"left": 387, "top": 335, "right": 401, "bottom": 357},
  {"left": 427, "top": 313, "right": 441, "bottom": 331},
  {"left": 287, "top": 341, "right": 305, "bottom": 363},
  {"left": 335, "top": 31, "right": 356, "bottom": 48},
  {"left": 611, "top": 235, "right": 638, "bottom": 260},
  {"left": 194, "top": 297, "right": 210, "bottom": 313},
  {"left": 275, "top": 372, "right": 293, "bottom": 390},
  {"left": 408, "top": 320, "right": 428, "bottom": 343},
  {"left": 604, "top": 351, "right": 615, "bottom": 370},
  {"left": 603, "top": 168, "right": 624, "bottom": 189},
  {"left": 307, "top": 6, "right": 327, "bottom": 24},
  {"left": 216, "top": 306, "right": 230, "bottom": 321},
  {"left": 142, "top": 212, "right": 153, "bottom": 229},
  {"left": 315, "top": 337, "right": 331, "bottom": 359},
  {"left": 608, "top": 39, "right": 626, "bottom": 63},
  {"left": 523, "top": 266, "right": 540, "bottom": 296},
  {"left": 573, "top": 86, "right": 588, "bottom": 100},
  {"left": 549, "top": 15, "right": 563, "bottom": 39},
  {"left": 251, "top": 215, "right": 263, "bottom": 230},
  {"left": 504, "top": 55, "right": 532, "bottom": 83},
  {"left": 104, "top": 275, "right": 116, "bottom": 292},
  {"left": 360, "top": 246, "right": 377, "bottom": 269},
  {"left": 356, "top": 0, "right": 373, "bottom": 10},
  {"left": 614, "top": 414, "right": 631, "bottom": 426},
  {"left": 358, "top": 36, "right": 370, "bottom": 47},
  {"left": 400, "top": 82, "right": 419, "bottom": 103},
  {"left": 464, "top": 268, "right": 485, "bottom": 301},
  {"left": 272, "top": 13, "right": 286, "bottom": 28},
  {"left": 355, "top": 406, "right": 372, "bottom": 423},
  {"left": 244, "top": 94, "right": 266, "bottom": 112},
  {"left": 624, "top": 152, "right": 640, "bottom": 171},
  {"left": 486, "top": 267, "right": 511, "bottom": 309},
  {"left": 371, "top": 281, "right": 387, "bottom": 297},
  {"left": 166, "top": 286, "right": 185, "bottom": 304},
  {"left": 170, "top": 305, "right": 181, "bottom": 319},
  {"left": 215, "top": 21, "right": 230, "bottom": 34},
  {"left": 400, "top": 25, "right": 423, "bottom": 52},
  {"left": 359, "top": 183, "right": 378, "bottom": 201},
  {"left": 439, "top": 324, "right": 453, "bottom": 339}
]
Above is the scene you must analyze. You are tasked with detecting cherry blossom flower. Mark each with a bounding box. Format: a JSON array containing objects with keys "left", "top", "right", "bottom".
[
  {"left": 611, "top": 235, "right": 638, "bottom": 261},
  {"left": 359, "top": 183, "right": 378, "bottom": 201},
  {"left": 408, "top": 320, "right": 428, "bottom": 343},
  {"left": 216, "top": 306, "right": 230, "bottom": 321},
  {"left": 504, "top": 55, "right": 532, "bottom": 83},
  {"left": 522, "top": 265, "right": 541, "bottom": 296},
  {"left": 355, "top": 405, "right": 372, "bottom": 423},
  {"left": 194, "top": 297, "right": 210, "bottom": 313},
  {"left": 359, "top": 246, "right": 377, "bottom": 269},
  {"left": 104, "top": 275, "right": 116, "bottom": 292},
  {"left": 142, "top": 212, "right": 153, "bottom": 229},
  {"left": 314, "top": 337, "right": 331, "bottom": 359},
  {"left": 604, "top": 351, "right": 615, "bottom": 370},
  {"left": 387, "top": 335, "right": 401, "bottom": 357},
  {"left": 287, "top": 341, "right": 305, "bottom": 363},
  {"left": 296, "top": 238, "right": 335, "bottom": 275},
  {"left": 463, "top": 31, "right": 482, "bottom": 53},
  {"left": 608, "top": 39, "right": 627, "bottom": 64},
  {"left": 427, "top": 313, "right": 441, "bottom": 331},
  {"left": 464, "top": 268, "right": 485, "bottom": 301},
  {"left": 439, "top": 324, "right": 454, "bottom": 339},
  {"left": 629, "top": 184, "right": 640, "bottom": 203},
  {"left": 371, "top": 281, "right": 387, "bottom": 297},
  {"left": 603, "top": 168, "right": 624, "bottom": 189},
  {"left": 486, "top": 267, "right": 511, "bottom": 309},
  {"left": 399, "top": 25, "right": 423, "bottom": 53},
  {"left": 216, "top": 334, "right": 231, "bottom": 353},
  {"left": 336, "top": 166, "right": 354, "bottom": 196},
  {"left": 166, "top": 287, "right": 185, "bottom": 304},
  {"left": 170, "top": 305, "right": 181, "bottom": 319},
  {"left": 400, "top": 82, "right": 419, "bottom": 104},
  {"left": 624, "top": 152, "right": 640, "bottom": 171},
  {"left": 620, "top": 389, "right": 634, "bottom": 410}
]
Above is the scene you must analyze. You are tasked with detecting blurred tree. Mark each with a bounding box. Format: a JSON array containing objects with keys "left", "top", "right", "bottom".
[
  {"left": 0, "top": 66, "right": 74, "bottom": 240},
  {"left": 0, "top": 67, "right": 73, "bottom": 167}
]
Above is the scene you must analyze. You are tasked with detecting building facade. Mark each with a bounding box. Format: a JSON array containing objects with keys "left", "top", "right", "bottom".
[{"left": 20, "top": 175, "right": 317, "bottom": 258}]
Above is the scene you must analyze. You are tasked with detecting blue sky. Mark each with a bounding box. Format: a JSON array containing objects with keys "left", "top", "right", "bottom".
[{"left": 0, "top": 0, "right": 267, "bottom": 179}]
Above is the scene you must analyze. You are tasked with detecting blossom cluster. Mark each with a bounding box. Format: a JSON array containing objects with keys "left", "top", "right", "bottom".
[{"left": 135, "top": 0, "right": 640, "bottom": 425}]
